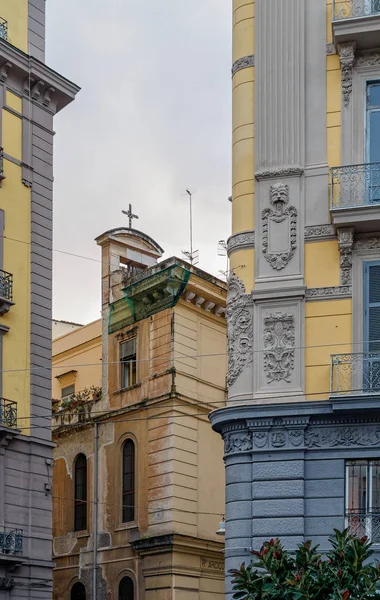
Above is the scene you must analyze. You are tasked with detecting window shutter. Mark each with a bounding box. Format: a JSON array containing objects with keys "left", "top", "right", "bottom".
[
  {"left": 120, "top": 338, "right": 136, "bottom": 359},
  {"left": 367, "top": 264, "right": 380, "bottom": 353}
]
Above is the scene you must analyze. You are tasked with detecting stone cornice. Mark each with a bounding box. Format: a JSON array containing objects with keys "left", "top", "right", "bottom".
[
  {"left": 305, "top": 285, "right": 352, "bottom": 301},
  {"left": 304, "top": 224, "right": 336, "bottom": 241},
  {"left": 227, "top": 230, "right": 255, "bottom": 256},
  {"left": 232, "top": 54, "right": 255, "bottom": 76},
  {"left": 255, "top": 166, "right": 304, "bottom": 181}
]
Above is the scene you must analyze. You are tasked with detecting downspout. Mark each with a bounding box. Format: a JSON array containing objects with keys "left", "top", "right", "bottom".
[{"left": 93, "top": 422, "right": 99, "bottom": 600}]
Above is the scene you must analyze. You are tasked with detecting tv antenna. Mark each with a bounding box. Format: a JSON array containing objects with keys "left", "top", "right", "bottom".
[
  {"left": 217, "top": 239, "right": 228, "bottom": 280},
  {"left": 181, "top": 189, "right": 199, "bottom": 265}
]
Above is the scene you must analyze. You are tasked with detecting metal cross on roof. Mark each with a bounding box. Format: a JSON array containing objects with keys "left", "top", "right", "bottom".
[{"left": 122, "top": 204, "right": 139, "bottom": 229}]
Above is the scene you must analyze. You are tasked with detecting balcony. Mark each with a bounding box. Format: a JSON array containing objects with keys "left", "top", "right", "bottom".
[
  {"left": 0, "top": 18, "right": 8, "bottom": 42},
  {"left": 332, "top": 0, "right": 380, "bottom": 49},
  {"left": 0, "top": 529, "right": 23, "bottom": 564},
  {"left": 0, "top": 398, "right": 17, "bottom": 428},
  {"left": 0, "top": 269, "right": 14, "bottom": 315},
  {"left": 330, "top": 352, "right": 380, "bottom": 398},
  {"left": 330, "top": 163, "right": 380, "bottom": 232},
  {"left": 347, "top": 511, "right": 380, "bottom": 543}
]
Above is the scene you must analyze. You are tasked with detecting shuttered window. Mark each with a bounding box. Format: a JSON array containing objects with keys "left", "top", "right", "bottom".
[
  {"left": 119, "top": 576, "right": 134, "bottom": 600},
  {"left": 120, "top": 338, "right": 137, "bottom": 389},
  {"left": 122, "top": 440, "right": 135, "bottom": 523},
  {"left": 74, "top": 454, "right": 87, "bottom": 531},
  {"left": 363, "top": 262, "right": 380, "bottom": 391}
]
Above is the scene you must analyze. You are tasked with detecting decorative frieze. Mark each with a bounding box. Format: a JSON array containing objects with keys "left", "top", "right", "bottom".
[
  {"left": 338, "top": 228, "right": 354, "bottom": 285},
  {"left": 305, "top": 425, "right": 380, "bottom": 449},
  {"left": 356, "top": 52, "right": 380, "bottom": 67},
  {"left": 224, "top": 431, "right": 253, "bottom": 454},
  {"left": 339, "top": 42, "right": 356, "bottom": 108},
  {"left": 304, "top": 224, "right": 335, "bottom": 241},
  {"left": 255, "top": 166, "right": 303, "bottom": 181},
  {"left": 226, "top": 273, "right": 253, "bottom": 387},
  {"left": 305, "top": 285, "right": 352, "bottom": 301},
  {"left": 232, "top": 54, "right": 255, "bottom": 76},
  {"left": 354, "top": 236, "right": 380, "bottom": 250},
  {"left": 262, "top": 183, "right": 298, "bottom": 271},
  {"left": 227, "top": 230, "right": 255, "bottom": 256},
  {"left": 263, "top": 313, "right": 295, "bottom": 384}
]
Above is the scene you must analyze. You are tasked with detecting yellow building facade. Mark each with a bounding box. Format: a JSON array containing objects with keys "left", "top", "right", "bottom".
[
  {"left": 52, "top": 229, "right": 227, "bottom": 600},
  {"left": 210, "top": 1, "right": 380, "bottom": 597},
  {"left": 0, "top": 1, "right": 79, "bottom": 597}
]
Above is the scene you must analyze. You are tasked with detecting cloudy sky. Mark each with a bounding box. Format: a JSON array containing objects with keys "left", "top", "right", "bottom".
[{"left": 46, "top": 0, "right": 232, "bottom": 325}]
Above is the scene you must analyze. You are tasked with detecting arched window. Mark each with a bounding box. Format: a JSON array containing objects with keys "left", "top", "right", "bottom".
[
  {"left": 119, "top": 576, "right": 134, "bottom": 600},
  {"left": 122, "top": 440, "right": 135, "bottom": 523},
  {"left": 74, "top": 454, "right": 87, "bottom": 531},
  {"left": 71, "top": 581, "right": 86, "bottom": 600}
]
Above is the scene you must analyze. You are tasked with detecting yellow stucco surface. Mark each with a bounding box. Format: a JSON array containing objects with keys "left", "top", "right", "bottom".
[
  {"left": 230, "top": 249, "right": 254, "bottom": 292},
  {"left": 0, "top": 161, "right": 31, "bottom": 430},
  {"left": 6, "top": 90, "right": 22, "bottom": 113},
  {"left": 305, "top": 241, "right": 340, "bottom": 288},
  {"left": 2, "top": 110, "right": 22, "bottom": 161},
  {"left": 0, "top": 0, "right": 28, "bottom": 52}
]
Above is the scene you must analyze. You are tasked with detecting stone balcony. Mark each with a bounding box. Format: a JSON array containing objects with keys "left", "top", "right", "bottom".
[
  {"left": 332, "top": 0, "right": 380, "bottom": 49},
  {"left": 0, "top": 528, "right": 23, "bottom": 565},
  {"left": 330, "top": 162, "right": 380, "bottom": 232}
]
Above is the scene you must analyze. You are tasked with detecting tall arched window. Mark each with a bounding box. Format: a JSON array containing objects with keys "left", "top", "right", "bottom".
[
  {"left": 74, "top": 454, "right": 87, "bottom": 531},
  {"left": 122, "top": 440, "right": 135, "bottom": 523},
  {"left": 119, "top": 576, "right": 134, "bottom": 600},
  {"left": 71, "top": 582, "right": 86, "bottom": 600}
]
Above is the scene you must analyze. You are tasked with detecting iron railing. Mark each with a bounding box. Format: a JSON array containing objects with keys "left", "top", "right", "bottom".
[
  {"left": 0, "top": 529, "right": 23, "bottom": 555},
  {"left": 331, "top": 352, "right": 380, "bottom": 395},
  {"left": 0, "top": 270, "right": 12, "bottom": 301},
  {"left": 347, "top": 511, "right": 380, "bottom": 543},
  {"left": 0, "top": 398, "right": 17, "bottom": 428},
  {"left": 0, "top": 18, "right": 8, "bottom": 41},
  {"left": 333, "top": 0, "right": 380, "bottom": 20},
  {"left": 330, "top": 163, "right": 380, "bottom": 209}
]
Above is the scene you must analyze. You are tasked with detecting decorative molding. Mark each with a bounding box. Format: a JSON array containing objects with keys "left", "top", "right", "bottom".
[
  {"left": 304, "top": 224, "right": 336, "bottom": 241},
  {"left": 31, "top": 79, "right": 44, "bottom": 101},
  {"left": 43, "top": 86, "right": 55, "bottom": 107},
  {"left": 326, "top": 43, "right": 336, "bottom": 55},
  {"left": 338, "top": 227, "right": 354, "bottom": 285},
  {"left": 305, "top": 285, "right": 352, "bottom": 301},
  {"left": 226, "top": 273, "right": 253, "bottom": 387},
  {"left": 356, "top": 51, "right": 380, "bottom": 68},
  {"left": 339, "top": 42, "right": 356, "bottom": 108},
  {"left": 263, "top": 313, "right": 295, "bottom": 383},
  {"left": 227, "top": 230, "right": 255, "bottom": 256},
  {"left": 354, "top": 236, "right": 380, "bottom": 250},
  {"left": 305, "top": 425, "right": 380, "bottom": 449},
  {"left": 232, "top": 54, "right": 255, "bottom": 76},
  {"left": 0, "top": 61, "right": 11, "bottom": 83},
  {"left": 255, "top": 166, "right": 304, "bottom": 181},
  {"left": 262, "top": 183, "right": 297, "bottom": 271},
  {"left": 224, "top": 431, "right": 252, "bottom": 454}
]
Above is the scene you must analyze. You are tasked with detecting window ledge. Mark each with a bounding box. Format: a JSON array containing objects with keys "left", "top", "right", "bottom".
[
  {"left": 114, "top": 523, "right": 138, "bottom": 532},
  {"left": 76, "top": 530, "right": 89, "bottom": 539},
  {"left": 113, "top": 383, "right": 142, "bottom": 395}
]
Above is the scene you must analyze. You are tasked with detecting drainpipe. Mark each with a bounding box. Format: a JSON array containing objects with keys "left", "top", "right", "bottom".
[{"left": 93, "top": 422, "right": 99, "bottom": 600}]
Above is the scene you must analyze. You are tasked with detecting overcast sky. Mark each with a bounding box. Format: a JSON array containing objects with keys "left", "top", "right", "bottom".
[{"left": 46, "top": 0, "right": 232, "bottom": 325}]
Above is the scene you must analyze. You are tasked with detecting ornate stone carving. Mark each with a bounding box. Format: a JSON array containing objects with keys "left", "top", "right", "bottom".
[
  {"left": 326, "top": 43, "right": 336, "bottom": 55},
  {"left": 339, "top": 43, "right": 355, "bottom": 108},
  {"left": 304, "top": 224, "right": 335, "bottom": 241},
  {"left": 232, "top": 54, "right": 255, "bottom": 76},
  {"left": 338, "top": 228, "right": 354, "bottom": 285},
  {"left": 255, "top": 166, "right": 303, "bottom": 181},
  {"left": 224, "top": 432, "right": 252, "bottom": 454},
  {"left": 306, "top": 285, "right": 352, "bottom": 300},
  {"left": 305, "top": 426, "right": 380, "bottom": 449},
  {"left": 226, "top": 273, "right": 253, "bottom": 387},
  {"left": 354, "top": 236, "right": 380, "bottom": 250},
  {"left": 289, "top": 430, "right": 304, "bottom": 446},
  {"left": 262, "top": 183, "right": 297, "bottom": 271},
  {"left": 253, "top": 431, "right": 268, "bottom": 448},
  {"left": 271, "top": 431, "right": 286, "bottom": 448},
  {"left": 0, "top": 61, "right": 12, "bottom": 83},
  {"left": 43, "top": 86, "right": 55, "bottom": 107},
  {"left": 356, "top": 52, "right": 380, "bottom": 67},
  {"left": 227, "top": 230, "right": 255, "bottom": 256},
  {"left": 263, "top": 313, "right": 295, "bottom": 383}
]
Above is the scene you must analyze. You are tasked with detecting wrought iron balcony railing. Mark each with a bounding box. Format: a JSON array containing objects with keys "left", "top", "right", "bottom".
[
  {"left": 347, "top": 511, "right": 380, "bottom": 543},
  {"left": 0, "top": 398, "right": 17, "bottom": 428},
  {"left": 0, "top": 18, "right": 8, "bottom": 41},
  {"left": 333, "top": 0, "right": 380, "bottom": 20},
  {"left": 331, "top": 352, "right": 380, "bottom": 395},
  {"left": 330, "top": 162, "right": 380, "bottom": 210},
  {"left": 0, "top": 270, "right": 13, "bottom": 301},
  {"left": 0, "top": 529, "right": 23, "bottom": 555}
]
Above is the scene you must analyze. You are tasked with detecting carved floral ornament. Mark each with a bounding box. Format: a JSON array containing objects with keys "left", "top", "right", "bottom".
[
  {"left": 262, "top": 183, "right": 297, "bottom": 271},
  {"left": 338, "top": 228, "right": 354, "bottom": 286},
  {"left": 339, "top": 42, "right": 355, "bottom": 108},
  {"left": 226, "top": 273, "right": 253, "bottom": 387},
  {"left": 263, "top": 312, "right": 295, "bottom": 384}
]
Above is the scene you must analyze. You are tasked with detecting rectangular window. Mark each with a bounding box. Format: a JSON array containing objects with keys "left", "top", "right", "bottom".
[
  {"left": 363, "top": 262, "right": 380, "bottom": 392},
  {"left": 61, "top": 384, "right": 75, "bottom": 400},
  {"left": 366, "top": 81, "right": 380, "bottom": 203},
  {"left": 346, "top": 460, "right": 380, "bottom": 543},
  {"left": 120, "top": 338, "right": 137, "bottom": 389}
]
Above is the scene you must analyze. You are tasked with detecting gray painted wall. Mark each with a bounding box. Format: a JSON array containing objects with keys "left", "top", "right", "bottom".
[{"left": 28, "top": 0, "right": 46, "bottom": 63}]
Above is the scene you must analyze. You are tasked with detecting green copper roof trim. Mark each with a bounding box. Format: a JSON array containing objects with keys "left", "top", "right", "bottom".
[{"left": 108, "top": 264, "right": 191, "bottom": 334}]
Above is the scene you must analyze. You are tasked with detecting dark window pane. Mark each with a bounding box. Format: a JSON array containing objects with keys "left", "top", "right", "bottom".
[
  {"left": 62, "top": 384, "right": 75, "bottom": 399},
  {"left": 120, "top": 338, "right": 137, "bottom": 389},
  {"left": 369, "top": 83, "right": 380, "bottom": 106},
  {"left": 119, "top": 577, "right": 134, "bottom": 600},
  {"left": 74, "top": 454, "right": 87, "bottom": 531},
  {"left": 369, "top": 112, "right": 380, "bottom": 164},
  {"left": 122, "top": 440, "right": 135, "bottom": 523},
  {"left": 71, "top": 582, "right": 86, "bottom": 600},
  {"left": 372, "top": 462, "right": 380, "bottom": 510},
  {"left": 347, "top": 461, "right": 367, "bottom": 512}
]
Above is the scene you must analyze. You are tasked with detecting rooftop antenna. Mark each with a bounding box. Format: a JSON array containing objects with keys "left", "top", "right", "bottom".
[
  {"left": 218, "top": 239, "right": 228, "bottom": 281},
  {"left": 181, "top": 189, "right": 199, "bottom": 265}
]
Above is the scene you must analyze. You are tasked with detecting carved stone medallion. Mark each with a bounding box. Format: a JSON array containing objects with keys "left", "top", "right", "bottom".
[
  {"left": 262, "top": 183, "right": 297, "bottom": 271},
  {"left": 263, "top": 313, "right": 295, "bottom": 383},
  {"left": 226, "top": 273, "right": 253, "bottom": 387}
]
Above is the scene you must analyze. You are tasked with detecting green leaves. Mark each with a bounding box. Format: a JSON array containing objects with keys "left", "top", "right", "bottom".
[{"left": 230, "top": 529, "right": 380, "bottom": 600}]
